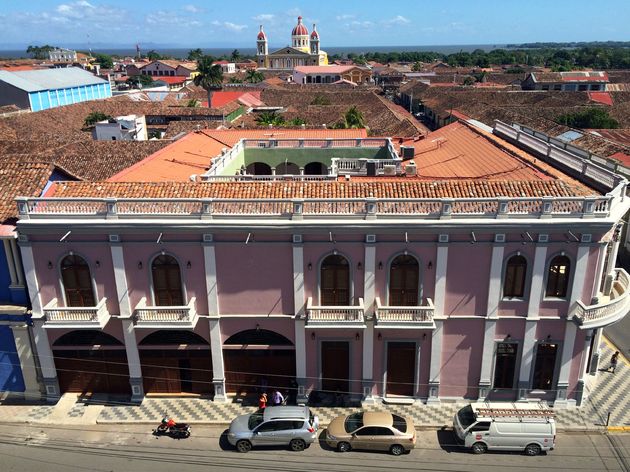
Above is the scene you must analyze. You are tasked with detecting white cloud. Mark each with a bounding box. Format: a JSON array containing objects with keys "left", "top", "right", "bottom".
[
  {"left": 211, "top": 20, "right": 247, "bottom": 32},
  {"left": 253, "top": 14, "right": 275, "bottom": 22},
  {"left": 384, "top": 15, "right": 411, "bottom": 26},
  {"left": 336, "top": 14, "right": 355, "bottom": 21},
  {"left": 183, "top": 5, "right": 204, "bottom": 13},
  {"left": 146, "top": 10, "right": 201, "bottom": 27}
]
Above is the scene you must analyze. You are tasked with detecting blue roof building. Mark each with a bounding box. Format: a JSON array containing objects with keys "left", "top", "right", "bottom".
[{"left": 0, "top": 67, "right": 112, "bottom": 112}]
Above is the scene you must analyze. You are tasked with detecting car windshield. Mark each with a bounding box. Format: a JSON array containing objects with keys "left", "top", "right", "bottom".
[
  {"left": 392, "top": 414, "right": 407, "bottom": 433},
  {"left": 248, "top": 412, "right": 265, "bottom": 430},
  {"left": 344, "top": 412, "right": 364, "bottom": 433},
  {"left": 457, "top": 405, "right": 476, "bottom": 429}
]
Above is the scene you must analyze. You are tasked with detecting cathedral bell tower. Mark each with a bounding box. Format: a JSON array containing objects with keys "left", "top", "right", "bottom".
[
  {"left": 256, "top": 25, "right": 268, "bottom": 56},
  {"left": 310, "top": 24, "right": 320, "bottom": 55}
]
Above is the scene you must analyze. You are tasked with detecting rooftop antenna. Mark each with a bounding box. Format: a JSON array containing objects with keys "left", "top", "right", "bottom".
[{"left": 87, "top": 33, "right": 92, "bottom": 58}]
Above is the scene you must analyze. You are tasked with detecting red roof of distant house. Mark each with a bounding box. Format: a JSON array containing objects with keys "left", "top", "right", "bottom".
[
  {"left": 155, "top": 76, "right": 188, "bottom": 85},
  {"left": 609, "top": 152, "right": 630, "bottom": 167},
  {"left": 0, "top": 65, "right": 40, "bottom": 71},
  {"left": 214, "top": 60, "right": 231, "bottom": 65},
  {"left": 211, "top": 90, "right": 263, "bottom": 108},
  {"left": 588, "top": 92, "right": 613, "bottom": 106},
  {"left": 294, "top": 65, "right": 362, "bottom": 74}
]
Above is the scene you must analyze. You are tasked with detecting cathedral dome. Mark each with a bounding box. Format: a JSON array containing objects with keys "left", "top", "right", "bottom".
[
  {"left": 311, "top": 25, "right": 319, "bottom": 39},
  {"left": 257, "top": 25, "right": 266, "bottom": 40},
  {"left": 291, "top": 16, "right": 309, "bottom": 36}
]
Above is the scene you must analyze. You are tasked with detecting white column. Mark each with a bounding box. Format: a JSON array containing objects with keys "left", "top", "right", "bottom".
[
  {"left": 17, "top": 240, "right": 43, "bottom": 316},
  {"left": 518, "top": 319, "right": 537, "bottom": 400},
  {"left": 555, "top": 243, "right": 590, "bottom": 405},
  {"left": 589, "top": 243, "right": 608, "bottom": 373},
  {"left": 486, "top": 238, "right": 505, "bottom": 318},
  {"left": 31, "top": 318, "right": 59, "bottom": 401},
  {"left": 203, "top": 235, "right": 227, "bottom": 401},
  {"left": 575, "top": 330, "right": 594, "bottom": 406},
  {"left": 110, "top": 236, "right": 143, "bottom": 399},
  {"left": 428, "top": 235, "right": 448, "bottom": 404},
  {"left": 527, "top": 238, "right": 548, "bottom": 318},
  {"left": 110, "top": 239, "right": 132, "bottom": 318},
  {"left": 10, "top": 239, "right": 25, "bottom": 286},
  {"left": 2, "top": 239, "right": 18, "bottom": 286},
  {"left": 362, "top": 235, "right": 376, "bottom": 402},
  {"left": 10, "top": 324, "right": 40, "bottom": 400},
  {"left": 478, "top": 320, "right": 497, "bottom": 399},
  {"left": 292, "top": 235, "right": 307, "bottom": 402},
  {"left": 121, "top": 318, "right": 143, "bottom": 401}
]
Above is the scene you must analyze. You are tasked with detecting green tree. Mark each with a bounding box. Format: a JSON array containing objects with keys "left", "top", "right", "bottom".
[
  {"left": 146, "top": 50, "right": 162, "bottom": 61},
  {"left": 26, "top": 45, "right": 55, "bottom": 60},
  {"left": 245, "top": 70, "right": 265, "bottom": 83},
  {"left": 93, "top": 53, "right": 113, "bottom": 69},
  {"left": 463, "top": 76, "right": 476, "bottom": 86},
  {"left": 84, "top": 111, "right": 112, "bottom": 127},
  {"left": 555, "top": 108, "right": 620, "bottom": 129},
  {"left": 193, "top": 55, "right": 224, "bottom": 108},
  {"left": 310, "top": 95, "right": 331, "bottom": 105},
  {"left": 231, "top": 49, "right": 241, "bottom": 61},
  {"left": 412, "top": 61, "right": 423, "bottom": 71},
  {"left": 335, "top": 106, "right": 366, "bottom": 129},
  {"left": 288, "top": 117, "right": 306, "bottom": 126},
  {"left": 229, "top": 76, "right": 244, "bottom": 84},
  {"left": 187, "top": 48, "right": 204, "bottom": 61},
  {"left": 255, "top": 111, "right": 286, "bottom": 126},
  {"left": 186, "top": 99, "right": 200, "bottom": 108},
  {"left": 127, "top": 75, "right": 154, "bottom": 88}
]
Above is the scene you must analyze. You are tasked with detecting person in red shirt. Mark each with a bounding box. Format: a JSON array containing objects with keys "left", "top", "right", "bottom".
[{"left": 258, "top": 393, "right": 268, "bottom": 409}]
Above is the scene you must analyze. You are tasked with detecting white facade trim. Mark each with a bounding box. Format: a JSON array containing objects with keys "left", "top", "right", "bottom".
[
  {"left": 31, "top": 318, "right": 56, "bottom": 379},
  {"left": 486, "top": 244, "right": 505, "bottom": 317},
  {"left": 18, "top": 242, "right": 43, "bottom": 317},
  {"left": 110, "top": 240, "right": 132, "bottom": 318},
  {"left": 479, "top": 319, "right": 497, "bottom": 389},
  {"left": 292, "top": 241, "right": 305, "bottom": 317},
  {"left": 203, "top": 240, "right": 219, "bottom": 316},
  {"left": 3, "top": 239, "right": 18, "bottom": 286},
  {"left": 527, "top": 244, "right": 548, "bottom": 319},
  {"left": 10, "top": 324, "right": 40, "bottom": 399},
  {"left": 363, "top": 239, "right": 376, "bottom": 316},
  {"left": 209, "top": 317, "right": 227, "bottom": 402},
  {"left": 518, "top": 319, "right": 537, "bottom": 398},
  {"left": 434, "top": 243, "right": 448, "bottom": 317}
]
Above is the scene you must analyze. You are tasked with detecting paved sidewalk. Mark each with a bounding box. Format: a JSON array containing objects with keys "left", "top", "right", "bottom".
[{"left": 1, "top": 341, "right": 627, "bottom": 431}]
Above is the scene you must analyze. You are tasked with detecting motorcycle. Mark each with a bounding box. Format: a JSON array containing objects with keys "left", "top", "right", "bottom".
[{"left": 154, "top": 416, "right": 191, "bottom": 439}]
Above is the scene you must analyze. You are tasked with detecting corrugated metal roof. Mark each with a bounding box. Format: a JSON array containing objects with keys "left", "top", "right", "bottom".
[{"left": 0, "top": 67, "right": 107, "bottom": 93}]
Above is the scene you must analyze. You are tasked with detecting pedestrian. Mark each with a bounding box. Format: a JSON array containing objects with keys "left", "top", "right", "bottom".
[
  {"left": 258, "top": 393, "right": 267, "bottom": 410},
  {"left": 609, "top": 351, "right": 620, "bottom": 373},
  {"left": 271, "top": 389, "right": 285, "bottom": 406}
]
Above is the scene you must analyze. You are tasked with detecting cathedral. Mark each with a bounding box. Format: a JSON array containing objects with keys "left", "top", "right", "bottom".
[{"left": 256, "top": 16, "right": 329, "bottom": 70}]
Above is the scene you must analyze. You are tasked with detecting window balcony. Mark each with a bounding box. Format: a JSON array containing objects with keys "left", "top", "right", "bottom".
[
  {"left": 133, "top": 297, "right": 198, "bottom": 329},
  {"left": 42, "top": 298, "right": 110, "bottom": 329},
  {"left": 573, "top": 269, "right": 630, "bottom": 329},
  {"left": 375, "top": 297, "right": 435, "bottom": 328},
  {"left": 304, "top": 297, "right": 365, "bottom": 327}
]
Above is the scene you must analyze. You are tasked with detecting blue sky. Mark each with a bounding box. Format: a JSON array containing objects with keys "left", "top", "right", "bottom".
[{"left": 0, "top": 0, "right": 628, "bottom": 49}]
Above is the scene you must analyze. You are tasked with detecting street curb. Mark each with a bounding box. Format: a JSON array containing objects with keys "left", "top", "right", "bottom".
[{"left": 607, "top": 426, "right": 630, "bottom": 432}]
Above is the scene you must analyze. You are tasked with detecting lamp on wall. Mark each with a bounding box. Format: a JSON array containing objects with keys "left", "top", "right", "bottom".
[
  {"left": 47, "top": 261, "right": 53, "bottom": 269},
  {"left": 95, "top": 260, "right": 101, "bottom": 268},
  {"left": 187, "top": 261, "right": 192, "bottom": 269},
  {"left": 427, "top": 261, "right": 433, "bottom": 270},
  {"left": 377, "top": 333, "right": 382, "bottom": 341},
  {"left": 311, "top": 332, "right": 316, "bottom": 340},
  {"left": 355, "top": 332, "right": 360, "bottom": 341},
  {"left": 378, "top": 261, "right": 383, "bottom": 270},
  {"left": 256, "top": 323, "right": 261, "bottom": 332},
  {"left": 137, "top": 261, "right": 143, "bottom": 270},
  {"left": 357, "top": 262, "right": 363, "bottom": 271},
  {"left": 307, "top": 262, "right": 313, "bottom": 271},
  {"left": 505, "top": 334, "right": 511, "bottom": 340}
]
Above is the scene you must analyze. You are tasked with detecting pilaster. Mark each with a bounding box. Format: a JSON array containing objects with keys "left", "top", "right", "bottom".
[
  {"left": 31, "top": 318, "right": 59, "bottom": 402},
  {"left": 10, "top": 324, "right": 41, "bottom": 400}
]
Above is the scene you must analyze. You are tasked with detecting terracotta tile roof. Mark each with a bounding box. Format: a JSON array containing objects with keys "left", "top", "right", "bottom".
[
  {"left": 294, "top": 65, "right": 363, "bottom": 74},
  {"left": 0, "top": 160, "right": 53, "bottom": 224},
  {"left": 154, "top": 76, "right": 188, "bottom": 85},
  {"left": 108, "top": 128, "right": 368, "bottom": 182},
  {"left": 50, "top": 178, "right": 592, "bottom": 200},
  {"left": 211, "top": 90, "right": 263, "bottom": 108},
  {"left": 589, "top": 92, "right": 613, "bottom": 105}
]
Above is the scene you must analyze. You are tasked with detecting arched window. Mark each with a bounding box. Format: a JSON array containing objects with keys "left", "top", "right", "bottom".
[
  {"left": 389, "top": 255, "right": 419, "bottom": 306},
  {"left": 304, "top": 162, "right": 328, "bottom": 175},
  {"left": 546, "top": 256, "right": 571, "bottom": 298},
  {"left": 61, "top": 255, "right": 95, "bottom": 307},
  {"left": 275, "top": 162, "right": 300, "bottom": 175},
  {"left": 152, "top": 255, "right": 184, "bottom": 306},
  {"left": 245, "top": 162, "right": 272, "bottom": 175},
  {"left": 320, "top": 254, "right": 350, "bottom": 305},
  {"left": 503, "top": 255, "right": 527, "bottom": 298}
]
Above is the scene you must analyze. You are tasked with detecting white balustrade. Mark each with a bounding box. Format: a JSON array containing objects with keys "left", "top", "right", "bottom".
[
  {"left": 375, "top": 297, "right": 436, "bottom": 328},
  {"left": 43, "top": 298, "right": 110, "bottom": 328},
  {"left": 133, "top": 297, "right": 198, "bottom": 328},
  {"left": 305, "top": 297, "right": 365, "bottom": 325},
  {"left": 573, "top": 269, "right": 630, "bottom": 329}
]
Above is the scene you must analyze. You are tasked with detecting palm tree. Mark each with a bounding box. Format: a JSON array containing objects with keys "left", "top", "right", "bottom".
[
  {"left": 256, "top": 111, "right": 286, "bottom": 126},
  {"left": 194, "top": 56, "right": 224, "bottom": 108},
  {"left": 245, "top": 70, "right": 265, "bottom": 83},
  {"left": 342, "top": 106, "right": 366, "bottom": 129}
]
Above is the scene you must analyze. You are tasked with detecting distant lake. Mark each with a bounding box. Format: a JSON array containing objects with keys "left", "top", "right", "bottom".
[{"left": 0, "top": 44, "right": 507, "bottom": 59}]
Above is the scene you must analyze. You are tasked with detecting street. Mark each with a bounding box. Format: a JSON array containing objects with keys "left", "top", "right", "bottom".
[
  {"left": 0, "top": 423, "right": 628, "bottom": 472},
  {"left": 606, "top": 313, "right": 630, "bottom": 360}
]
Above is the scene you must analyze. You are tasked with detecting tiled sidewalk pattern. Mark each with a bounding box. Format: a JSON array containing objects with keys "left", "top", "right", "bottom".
[{"left": 1, "top": 341, "right": 627, "bottom": 430}]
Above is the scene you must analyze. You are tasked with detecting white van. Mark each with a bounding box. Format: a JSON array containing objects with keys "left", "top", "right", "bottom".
[{"left": 453, "top": 402, "right": 556, "bottom": 456}]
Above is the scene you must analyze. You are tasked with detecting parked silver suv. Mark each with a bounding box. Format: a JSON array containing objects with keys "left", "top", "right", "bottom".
[{"left": 228, "top": 406, "right": 319, "bottom": 453}]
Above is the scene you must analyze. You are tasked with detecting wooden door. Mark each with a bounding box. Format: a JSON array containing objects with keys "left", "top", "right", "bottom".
[
  {"left": 321, "top": 341, "right": 350, "bottom": 394},
  {"left": 224, "top": 350, "right": 296, "bottom": 394},
  {"left": 321, "top": 255, "right": 350, "bottom": 305},
  {"left": 386, "top": 342, "right": 416, "bottom": 397},
  {"left": 55, "top": 350, "right": 130, "bottom": 395},
  {"left": 389, "top": 255, "right": 419, "bottom": 306}
]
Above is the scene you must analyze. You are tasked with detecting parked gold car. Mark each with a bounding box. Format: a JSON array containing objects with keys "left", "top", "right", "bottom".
[{"left": 325, "top": 411, "right": 416, "bottom": 455}]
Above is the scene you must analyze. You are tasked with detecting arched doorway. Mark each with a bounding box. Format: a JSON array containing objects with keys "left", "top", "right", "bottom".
[
  {"left": 139, "top": 330, "right": 212, "bottom": 395},
  {"left": 320, "top": 254, "right": 350, "bottom": 305},
  {"left": 304, "top": 162, "right": 328, "bottom": 175},
  {"left": 223, "top": 329, "right": 295, "bottom": 395},
  {"left": 53, "top": 330, "right": 130, "bottom": 395},
  {"left": 275, "top": 162, "right": 300, "bottom": 175},
  {"left": 245, "top": 162, "right": 272, "bottom": 175},
  {"left": 60, "top": 254, "right": 95, "bottom": 307},
  {"left": 389, "top": 255, "right": 420, "bottom": 306},
  {"left": 151, "top": 254, "right": 183, "bottom": 306}
]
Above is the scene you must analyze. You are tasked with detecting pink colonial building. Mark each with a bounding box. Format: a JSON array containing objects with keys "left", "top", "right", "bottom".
[{"left": 15, "top": 121, "right": 630, "bottom": 407}]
